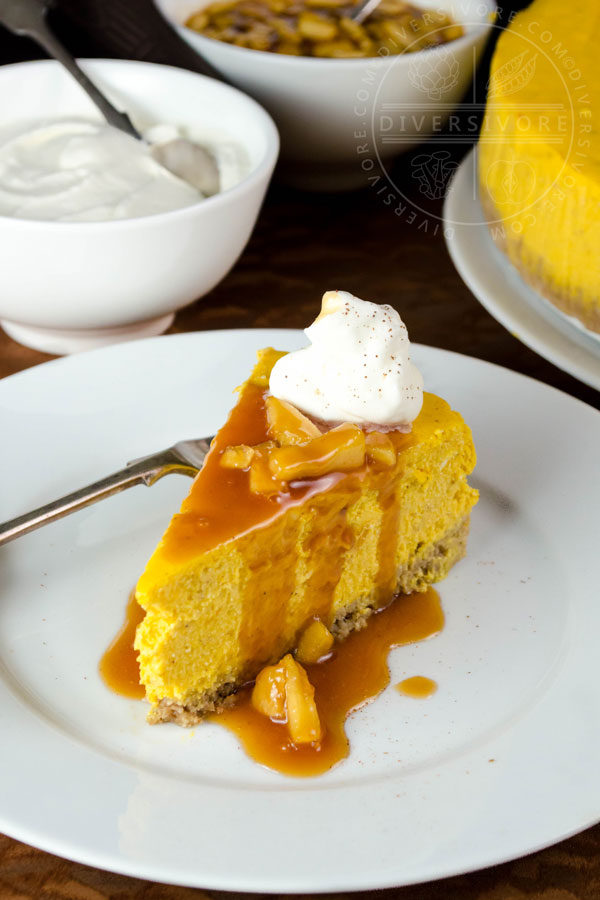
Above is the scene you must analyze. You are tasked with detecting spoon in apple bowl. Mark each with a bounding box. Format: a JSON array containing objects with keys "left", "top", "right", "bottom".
[
  {"left": 350, "top": 0, "right": 383, "bottom": 24},
  {"left": 0, "top": 0, "right": 221, "bottom": 196}
]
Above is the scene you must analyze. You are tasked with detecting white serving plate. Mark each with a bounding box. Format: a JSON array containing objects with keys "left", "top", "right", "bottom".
[{"left": 0, "top": 329, "right": 599, "bottom": 890}]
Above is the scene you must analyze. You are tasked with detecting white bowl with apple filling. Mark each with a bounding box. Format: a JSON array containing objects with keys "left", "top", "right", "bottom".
[
  {"left": 154, "top": 0, "right": 495, "bottom": 190},
  {"left": 0, "top": 59, "right": 279, "bottom": 355}
]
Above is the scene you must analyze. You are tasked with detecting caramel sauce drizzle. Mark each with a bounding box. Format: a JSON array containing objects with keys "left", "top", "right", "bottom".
[
  {"left": 158, "top": 381, "right": 415, "bottom": 564},
  {"left": 99, "top": 591, "right": 145, "bottom": 700},
  {"left": 160, "top": 384, "right": 341, "bottom": 563},
  {"left": 374, "top": 479, "right": 404, "bottom": 606}
]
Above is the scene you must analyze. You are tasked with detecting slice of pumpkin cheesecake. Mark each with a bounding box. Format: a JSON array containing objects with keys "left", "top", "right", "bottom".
[{"left": 134, "top": 292, "right": 478, "bottom": 725}]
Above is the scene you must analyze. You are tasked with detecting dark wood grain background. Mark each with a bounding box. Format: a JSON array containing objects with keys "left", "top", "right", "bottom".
[{"left": 1, "top": 2, "right": 599, "bottom": 897}]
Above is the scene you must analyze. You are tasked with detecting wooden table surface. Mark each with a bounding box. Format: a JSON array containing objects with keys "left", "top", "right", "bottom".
[{"left": 1, "top": 4, "right": 599, "bottom": 896}]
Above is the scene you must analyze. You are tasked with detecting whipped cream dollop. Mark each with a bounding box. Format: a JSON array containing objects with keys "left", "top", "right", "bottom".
[
  {"left": 269, "top": 291, "right": 424, "bottom": 427},
  {"left": 0, "top": 118, "right": 248, "bottom": 222}
]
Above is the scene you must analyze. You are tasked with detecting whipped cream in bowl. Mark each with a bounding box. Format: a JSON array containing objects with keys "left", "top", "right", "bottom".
[
  {"left": 0, "top": 117, "right": 250, "bottom": 222},
  {"left": 269, "top": 291, "right": 423, "bottom": 431}
]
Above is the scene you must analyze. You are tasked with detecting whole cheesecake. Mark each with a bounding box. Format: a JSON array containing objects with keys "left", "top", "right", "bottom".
[
  {"left": 134, "top": 298, "right": 478, "bottom": 725},
  {"left": 478, "top": 0, "right": 600, "bottom": 333}
]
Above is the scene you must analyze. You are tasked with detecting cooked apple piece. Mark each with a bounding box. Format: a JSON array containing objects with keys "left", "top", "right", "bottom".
[
  {"left": 282, "top": 655, "right": 322, "bottom": 744},
  {"left": 296, "top": 619, "right": 334, "bottom": 664},
  {"left": 268, "top": 423, "right": 365, "bottom": 481},
  {"left": 297, "top": 10, "right": 338, "bottom": 41},
  {"left": 265, "top": 395, "right": 321, "bottom": 446},
  {"left": 220, "top": 444, "right": 255, "bottom": 469},
  {"left": 365, "top": 432, "right": 396, "bottom": 468},
  {"left": 249, "top": 441, "right": 287, "bottom": 495},
  {"left": 251, "top": 661, "right": 287, "bottom": 719}
]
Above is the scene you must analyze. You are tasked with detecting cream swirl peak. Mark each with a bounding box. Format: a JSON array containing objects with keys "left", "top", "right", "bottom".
[{"left": 269, "top": 291, "right": 424, "bottom": 427}]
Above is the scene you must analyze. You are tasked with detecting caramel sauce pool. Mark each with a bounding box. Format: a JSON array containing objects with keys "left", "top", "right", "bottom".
[
  {"left": 101, "top": 588, "right": 443, "bottom": 776},
  {"left": 215, "top": 589, "right": 442, "bottom": 776},
  {"left": 99, "top": 591, "right": 145, "bottom": 699},
  {"left": 396, "top": 675, "right": 438, "bottom": 699}
]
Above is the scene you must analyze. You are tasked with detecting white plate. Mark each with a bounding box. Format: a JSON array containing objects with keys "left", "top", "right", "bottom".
[
  {"left": 443, "top": 148, "right": 600, "bottom": 392},
  {"left": 1, "top": 330, "right": 599, "bottom": 892}
]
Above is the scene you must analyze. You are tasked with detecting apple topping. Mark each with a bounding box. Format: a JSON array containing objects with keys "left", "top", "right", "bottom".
[
  {"left": 266, "top": 395, "right": 321, "bottom": 446},
  {"left": 220, "top": 444, "right": 255, "bottom": 469},
  {"left": 268, "top": 423, "right": 366, "bottom": 482},
  {"left": 295, "top": 619, "right": 334, "bottom": 664},
  {"left": 251, "top": 654, "right": 323, "bottom": 744},
  {"left": 365, "top": 432, "right": 396, "bottom": 468},
  {"left": 221, "top": 399, "right": 372, "bottom": 495},
  {"left": 283, "top": 654, "right": 322, "bottom": 744},
  {"left": 252, "top": 661, "right": 287, "bottom": 720},
  {"left": 248, "top": 442, "right": 286, "bottom": 495}
]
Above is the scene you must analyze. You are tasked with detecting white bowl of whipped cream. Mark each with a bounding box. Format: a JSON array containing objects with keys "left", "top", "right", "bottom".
[{"left": 0, "top": 59, "right": 279, "bottom": 354}]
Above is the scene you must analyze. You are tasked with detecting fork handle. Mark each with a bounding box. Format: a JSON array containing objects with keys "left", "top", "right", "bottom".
[{"left": 0, "top": 451, "right": 196, "bottom": 547}]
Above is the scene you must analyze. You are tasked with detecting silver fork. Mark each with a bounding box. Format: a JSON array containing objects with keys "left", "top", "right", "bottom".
[{"left": 0, "top": 437, "right": 213, "bottom": 547}]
